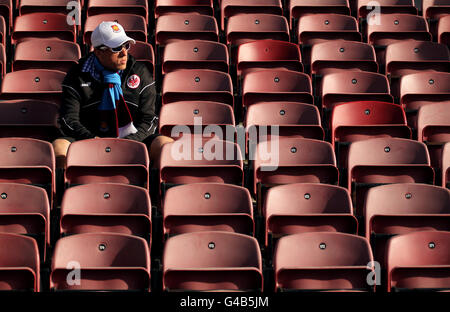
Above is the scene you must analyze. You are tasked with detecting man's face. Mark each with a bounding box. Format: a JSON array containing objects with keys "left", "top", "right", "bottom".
[{"left": 94, "top": 43, "right": 129, "bottom": 72}]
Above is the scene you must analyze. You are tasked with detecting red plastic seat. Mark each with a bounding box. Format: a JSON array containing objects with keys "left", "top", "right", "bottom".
[
  {"left": 87, "top": 0, "right": 148, "bottom": 23},
  {"left": 161, "top": 69, "right": 233, "bottom": 107},
  {"left": 65, "top": 138, "right": 149, "bottom": 189},
  {"left": 60, "top": 183, "right": 151, "bottom": 239},
  {"left": 274, "top": 232, "right": 374, "bottom": 292},
  {"left": 386, "top": 231, "right": 450, "bottom": 292},
  {"left": 84, "top": 14, "right": 147, "bottom": 46},
  {"left": 51, "top": 233, "right": 151, "bottom": 291},
  {"left": 163, "top": 231, "right": 263, "bottom": 291},
  {"left": 158, "top": 101, "right": 235, "bottom": 140},
  {"left": 438, "top": 14, "right": 450, "bottom": 44},
  {"left": 163, "top": 183, "right": 254, "bottom": 237},
  {"left": 0, "top": 138, "right": 55, "bottom": 207},
  {"left": 236, "top": 39, "right": 303, "bottom": 79},
  {"left": 0, "top": 233, "right": 40, "bottom": 291},
  {"left": 19, "top": 0, "right": 82, "bottom": 17},
  {"left": 423, "top": 0, "right": 450, "bottom": 39},
  {"left": 0, "top": 15, "right": 5, "bottom": 47},
  {"left": 128, "top": 41, "right": 155, "bottom": 78},
  {"left": 162, "top": 40, "right": 228, "bottom": 74},
  {"left": 357, "top": 0, "right": 417, "bottom": 18},
  {"left": 155, "top": 0, "right": 213, "bottom": 19},
  {"left": 0, "top": 100, "right": 58, "bottom": 141},
  {"left": 0, "top": 0, "right": 11, "bottom": 30},
  {"left": 365, "top": 183, "right": 450, "bottom": 266},
  {"left": 289, "top": 0, "right": 351, "bottom": 29},
  {"left": 0, "top": 183, "right": 50, "bottom": 263},
  {"left": 221, "top": 0, "right": 283, "bottom": 31},
  {"left": 12, "top": 39, "right": 81, "bottom": 72},
  {"left": 0, "top": 42, "right": 5, "bottom": 78},
  {"left": 443, "top": 142, "right": 450, "bottom": 188},
  {"left": 265, "top": 183, "right": 358, "bottom": 248}
]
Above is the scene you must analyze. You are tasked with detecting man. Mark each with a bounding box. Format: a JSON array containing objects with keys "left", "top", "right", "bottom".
[{"left": 53, "top": 21, "right": 172, "bottom": 168}]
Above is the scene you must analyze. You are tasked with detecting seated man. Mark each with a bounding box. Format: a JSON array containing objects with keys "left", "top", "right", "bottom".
[{"left": 54, "top": 21, "right": 172, "bottom": 168}]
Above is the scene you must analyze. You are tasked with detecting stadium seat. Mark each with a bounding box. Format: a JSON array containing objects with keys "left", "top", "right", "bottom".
[
  {"left": 386, "top": 231, "right": 450, "bottom": 292},
  {"left": 0, "top": 42, "right": 5, "bottom": 77},
  {"left": 289, "top": 0, "right": 351, "bottom": 30},
  {"left": 357, "top": 0, "right": 417, "bottom": 19},
  {"left": 423, "top": 0, "right": 450, "bottom": 40},
  {"left": 236, "top": 39, "right": 303, "bottom": 79},
  {"left": 163, "top": 183, "right": 254, "bottom": 237},
  {"left": 438, "top": 14, "right": 450, "bottom": 44},
  {"left": 155, "top": 0, "right": 214, "bottom": 19},
  {"left": 221, "top": 0, "right": 282, "bottom": 31},
  {"left": 128, "top": 41, "right": 155, "bottom": 78},
  {"left": 348, "top": 137, "right": 434, "bottom": 217},
  {"left": 18, "top": 0, "right": 82, "bottom": 17},
  {"left": 161, "top": 69, "right": 233, "bottom": 107},
  {"left": 365, "top": 183, "right": 450, "bottom": 266},
  {"left": 0, "top": 15, "right": 5, "bottom": 47},
  {"left": 274, "top": 232, "right": 374, "bottom": 292},
  {"left": 84, "top": 14, "right": 147, "bottom": 46},
  {"left": 443, "top": 142, "right": 450, "bottom": 188},
  {"left": 0, "top": 69, "right": 65, "bottom": 106},
  {"left": 12, "top": 39, "right": 81, "bottom": 72},
  {"left": 0, "top": 0, "right": 11, "bottom": 30},
  {"left": 65, "top": 138, "right": 149, "bottom": 189},
  {"left": 0, "top": 183, "right": 50, "bottom": 262},
  {"left": 60, "top": 183, "right": 151, "bottom": 239},
  {"left": 50, "top": 233, "right": 151, "bottom": 291},
  {"left": 163, "top": 231, "right": 263, "bottom": 291},
  {"left": 0, "top": 137, "right": 55, "bottom": 207},
  {"left": 0, "top": 233, "right": 40, "bottom": 291},
  {"left": 12, "top": 13, "right": 77, "bottom": 43},
  {"left": 87, "top": 0, "right": 148, "bottom": 23},
  {"left": 158, "top": 101, "right": 235, "bottom": 140},
  {"left": 162, "top": 40, "right": 229, "bottom": 74},
  {"left": 265, "top": 183, "right": 358, "bottom": 248}
]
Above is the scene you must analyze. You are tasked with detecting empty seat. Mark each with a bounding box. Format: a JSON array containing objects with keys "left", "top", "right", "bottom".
[
  {"left": 0, "top": 69, "right": 65, "bottom": 106},
  {"left": 221, "top": 0, "right": 283, "bottom": 31},
  {"left": 87, "top": 0, "right": 148, "bottom": 23},
  {"left": 443, "top": 142, "right": 450, "bottom": 187},
  {"left": 163, "top": 183, "right": 254, "bottom": 237},
  {"left": 0, "top": 43, "right": 6, "bottom": 79},
  {"left": 423, "top": 0, "right": 450, "bottom": 39},
  {"left": 161, "top": 69, "right": 233, "bottom": 107},
  {"left": 438, "top": 14, "right": 450, "bottom": 44},
  {"left": 155, "top": 0, "right": 213, "bottom": 19},
  {"left": 0, "top": 0, "right": 11, "bottom": 30},
  {"left": 60, "top": 183, "right": 151, "bottom": 239},
  {"left": 245, "top": 102, "right": 324, "bottom": 142},
  {"left": 128, "top": 41, "right": 155, "bottom": 78},
  {"left": 0, "top": 138, "right": 55, "bottom": 206},
  {"left": 51, "top": 233, "right": 151, "bottom": 291},
  {"left": 162, "top": 40, "right": 228, "bottom": 74},
  {"left": 0, "top": 100, "right": 59, "bottom": 141},
  {"left": 65, "top": 138, "right": 149, "bottom": 189},
  {"left": 163, "top": 231, "right": 263, "bottom": 291},
  {"left": 84, "top": 14, "right": 147, "bottom": 46},
  {"left": 12, "top": 39, "right": 81, "bottom": 72},
  {"left": 12, "top": 13, "right": 76, "bottom": 43},
  {"left": 19, "top": 0, "right": 82, "bottom": 16},
  {"left": 310, "top": 40, "right": 378, "bottom": 77},
  {"left": 158, "top": 101, "right": 235, "bottom": 140},
  {"left": 274, "top": 232, "right": 374, "bottom": 291},
  {"left": 289, "top": 0, "right": 351, "bottom": 30},
  {"left": 0, "top": 183, "right": 50, "bottom": 262},
  {"left": 357, "top": 0, "right": 417, "bottom": 18},
  {"left": 365, "top": 183, "right": 450, "bottom": 265},
  {"left": 386, "top": 231, "right": 450, "bottom": 291},
  {"left": 265, "top": 183, "right": 358, "bottom": 248},
  {"left": 236, "top": 39, "right": 303, "bottom": 79},
  {"left": 0, "top": 15, "right": 5, "bottom": 47},
  {"left": 0, "top": 233, "right": 40, "bottom": 291},
  {"left": 155, "top": 14, "right": 218, "bottom": 49}
]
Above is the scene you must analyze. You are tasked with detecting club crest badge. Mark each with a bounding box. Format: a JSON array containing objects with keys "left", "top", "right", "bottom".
[
  {"left": 127, "top": 74, "right": 140, "bottom": 89},
  {"left": 111, "top": 25, "right": 120, "bottom": 33}
]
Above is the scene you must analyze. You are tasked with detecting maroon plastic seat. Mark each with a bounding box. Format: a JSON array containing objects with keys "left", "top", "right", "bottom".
[
  {"left": 0, "top": 0, "right": 11, "bottom": 30},
  {"left": 163, "top": 183, "right": 254, "bottom": 237},
  {"left": 162, "top": 69, "right": 234, "bottom": 107},
  {"left": 357, "top": 0, "right": 417, "bottom": 18},
  {"left": 51, "top": 233, "right": 151, "bottom": 291},
  {"left": 65, "top": 138, "right": 149, "bottom": 189},
  {"left": 265, "top": 183, "right": 358, "bottom": 248},
  {"left": 386, "top": 231, "right": 450, "bottom": 292},
  {"left": 159, "top": 101, "right": 235, "bottom": 140},
  {"left": 162, "top": 40, "right": 228, "bottom": 74},
  {"left": 0, "top": 183, "right": 50, "bottom": 262},
  {"left": 60, "top": 183, "right": 151, "bottom": 239},
  {"left": 12, "top": 13, "right": 76, "bottom": 43},
  {"left": 126, "top": 41, "right": 155, "bottom": 78},
  {"left": 423, "top": 0, "right": 450, "bottom": 39},
  {"left": 155, "top": 0, "right": 214, "bottom": 19},
  {"left": 87, "top": 0, "right": 148, "bottom": 23},
  {"left": 365, "top": 183, "right": 450, "bottom": 266},
  {"left": 84, "top": 14, "right": 147, "bottom": 45},
  {"left": 236, "top": 39, "right": 303, "bottom": 79},
  {"left": 289, "top": 0, "right": 351, "bottom": 30},
  {"left": 221, "top": 0, "right": 283, "bottom": 31},
  {"left": 443, "top": 142, "right": 450, "bottom": 188},
  {"left": 0, "top": 233, "right": 40, "bottom": 291},
  {"left": 0, "top": 15, "right": 5, "bottom": 47},
  {"left": 163, "top": 231, "right": 263, "bottom": 291},
  {"left": 0, "top": 138, "right": 55, "bottom": 207},
  {"left": 0, "top": 69, "right": 65, "bottom": 106},
  {"left": 274, "top": 232, "right": 374, "bottom": 291},
  {"left": 19, "top": 0, "right": 82, "bottom": 17},
  {"left": 12, "top": 39, "right": 81, "bottom": 72},
  {"left": 0, "top": 42, "right": 6, "bottom": 79},
  {"left": 438, "top": 14, "right": 450, "bottom": 44}
]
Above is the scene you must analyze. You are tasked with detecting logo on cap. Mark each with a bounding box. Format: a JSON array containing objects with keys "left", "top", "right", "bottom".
[
  {"left": 111, "top": 24, "right": 120, "bottom": 33},
  {"left": 127, "top": 74, "right": 140, "bottom": 89}
]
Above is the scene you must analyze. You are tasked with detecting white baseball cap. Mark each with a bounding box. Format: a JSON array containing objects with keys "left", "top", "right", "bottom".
[{"left": 91, "top": 21, "right": 136, "bottom": 49}]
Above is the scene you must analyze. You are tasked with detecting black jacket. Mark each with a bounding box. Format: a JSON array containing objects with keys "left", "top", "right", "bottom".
[{"left": 59, "top": 53, "right": 158, "bottom": 142}]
